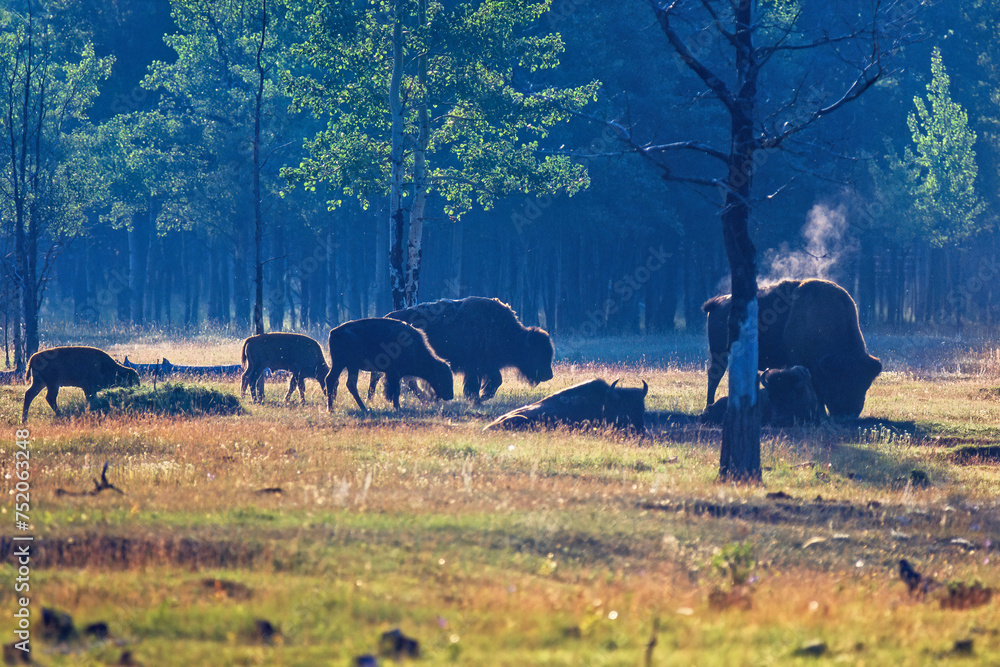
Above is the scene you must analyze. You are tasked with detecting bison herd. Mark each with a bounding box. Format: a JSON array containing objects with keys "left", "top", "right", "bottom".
[{"left": 20, "top": 280, "right": 883, "bottom": 434}]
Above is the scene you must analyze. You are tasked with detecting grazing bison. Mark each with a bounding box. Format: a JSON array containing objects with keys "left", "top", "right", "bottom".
[
  {"left": 241, "top": 332, "right": 330, "bottom": 404},
  {"left": 485, "top": 378, "right": 648, "bottom": 432},
  {"left": 703, "top": 279, "right": 882, "bottom": 418},
  {"left": 370, "top": 296, "right": 554, "bottom": 402},
  {"left": 700, "top": 365, "right": 820, "bottom": 426},
  {"left": 22, "top": 346, "right": 140, "bottom": 422},
  {"left": 326, "top": 318, "right": 454, "bottom": 412}
]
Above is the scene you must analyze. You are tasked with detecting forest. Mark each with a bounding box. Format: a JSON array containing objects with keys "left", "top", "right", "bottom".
[{"left": 0, "top": 0, "right": 993, "bottom": 370}]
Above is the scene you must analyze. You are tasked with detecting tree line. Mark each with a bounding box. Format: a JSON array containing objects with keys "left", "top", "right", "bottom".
[{"left": 0, "top": 0, "right": 996, "bottom": 373}]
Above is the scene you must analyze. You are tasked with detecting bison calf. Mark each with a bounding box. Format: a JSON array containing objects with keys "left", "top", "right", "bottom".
[
  {"left": 371, "top": 296, "right": 554, "bottom": 402},
  {"left": 22, "top": 346, "right": 140, "bottom": 422},
  {"left": 240, "top": 332, "right": 330, "bottom": 404},
  {"left": 326, "top": 318, "right": 454, "bottom": 413},
  {"left": 700, "top": 365, "right": 820, "bottom": 426},
  {"left": 485, "top": 378, "right": 648, "bottom": 432}
]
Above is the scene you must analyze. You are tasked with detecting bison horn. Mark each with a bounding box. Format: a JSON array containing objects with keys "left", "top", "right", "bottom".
[
  {"left": 610, "top": 379, "right": 620, "bottom": 390},
  {"left": 641, "top": 380, "right": 648, "bottom": 398}
]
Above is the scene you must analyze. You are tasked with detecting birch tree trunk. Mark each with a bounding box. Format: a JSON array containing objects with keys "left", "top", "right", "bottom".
[
  {"left": 718, "top": 0, "right": 761, "bottom": 483},
  {"left": 387, "top": 0, "right": 407, "bottom": 309},
  {"left": 404, "top": 0, "right": 429, "bottom": 308}
]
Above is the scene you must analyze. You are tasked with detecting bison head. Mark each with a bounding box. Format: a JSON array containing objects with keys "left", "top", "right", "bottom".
[
  {"left": 517, "top": 327, "right": 554, "bottom": 385},
  {"left": 117, "top": 367, "right": 141, "bottom": 388},
  {"left": 760, "top": 366, "right": 820, "bottom": 425},
  {"left": 814, "top": 353, "right": 882, "bottom": 419},
  {"left": 604, "top": 379, "right": 648, "bottom": 432},
  {"left": 426, "top": 359, "right": 455, "bottom": 402}
]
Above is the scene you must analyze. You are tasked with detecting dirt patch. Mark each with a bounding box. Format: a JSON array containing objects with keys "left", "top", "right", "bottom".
[
  {"left": 641, "top": 493, "right": 987, "bottom": 535},
  {"left": 950, "top": 445, "right": 1000, "bottom": 464},
  {"left": 0, "top": 534, "right": 269, "bottom": 570}
]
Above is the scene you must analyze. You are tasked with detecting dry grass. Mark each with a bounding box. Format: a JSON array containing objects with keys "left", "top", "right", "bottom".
[{"left": 2, "top": 334, "right": 1000, "bottom": 664}]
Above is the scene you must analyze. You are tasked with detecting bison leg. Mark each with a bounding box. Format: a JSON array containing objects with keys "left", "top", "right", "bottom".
[
  {"left": 366, "top": 371, "right": 380, "bottom": 400},
  {"left": 240, "top": 368, "right": 255, "bottom": 399},
  {"left": 706, "top": 350, "right": 729, "bottom": 408},
  {"left": 406, "top": 378, "right": 433, "bottom": 402},
  {"left": 462, "top": 372, "right": 482, "bottom": 402},
  {"left": 384, "top": 372, "right": 403, "bottom": 410},
  {"left": 297, "top": 376, "right": 307, "bottom": 404},
  {"left": 22, "top": 380, "right": 44, "bottom": 423},
  {"left": 345, "top": 369, "right": 368, "bottom": 413},
  {"left": 283, "top": 375, "right": 297, "bottom": 403},
  {"left": 45, "top": 385, "right": 61, "bottom": 415},
  {"left": 480, "top": 369, "right": 503, "bottom": 401},
  {"left": 242, "top": 368, "right": 264, "bottom": 403},
  {"left": 325, "top": 368, "right": 341, "bottom": 412}
]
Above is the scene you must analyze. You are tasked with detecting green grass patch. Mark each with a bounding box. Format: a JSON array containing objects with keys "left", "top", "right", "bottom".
[{"left": 88, "top": 382, "right": 244, "bottom": 417}]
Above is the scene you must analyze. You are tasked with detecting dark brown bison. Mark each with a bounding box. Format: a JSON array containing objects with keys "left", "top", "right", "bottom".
[
  {"left": 326, "top": 318, "right": 454, "bottom": 412},
  {"left": 22, "top": 346, "right": 140, "bottom": 422},
  {"left": 761, "top": 365, "right": 821, "bottom": 425},
  {"left": 369, "top": 296, "right": 554, "bottom": 402},
  {"left": 485, "top": 378, "right": 648, "bottom": 432},
  {"left": 700, "top": 365, "right": 820, "bottom": 426},
  {"left": 703, "top": 279, "right": 882, "bottom": 418},
  {"left": 241, "top": 332, "right": 330, "bottom": 404}
]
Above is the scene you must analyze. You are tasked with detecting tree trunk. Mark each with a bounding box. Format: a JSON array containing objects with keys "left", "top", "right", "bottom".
[
  {"left": 325, "top": 232, "right": 338, "bottom": 327},
  {"left": 24, "top": 198, "right": 39, "bottom": 357},
  {"left": 719, "top": 0, "right": 761, "bottom": 484},
  {"left": 404, "top": 0, "right": 429, "bottom": 308},
  {"left": 387, "top": 0, "right": 407, "bottom": 309},
  {"left": 449, "top": 220, "right": 463, "bottom": 298},
  {"left": 269, "top": 223, "right": 286, "bottom": 330},
  {"left": 252, "top": 0, "right": 268, "bottom": 336}
]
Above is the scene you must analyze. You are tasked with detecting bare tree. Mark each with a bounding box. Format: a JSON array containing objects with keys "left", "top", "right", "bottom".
[{"left": 605, "top": 0, "right": 914, "bottom": 480}]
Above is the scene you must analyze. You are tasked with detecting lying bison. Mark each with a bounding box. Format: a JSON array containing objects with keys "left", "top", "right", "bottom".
[
  {"left": 700, "top": 366, "right": 820, "bottom": 426},
  {"left": 327, "top": 318, "right": 454, "bottom": 412},
  {"left": 22, "top": 346, "right": 140, "bottom": 422},
  {"left": 761, "top": 365, "right": 821, "bottom": 425},
  {"left": 703, "top": 279, "right": 882, "bottom": 418},
  {"left": 485, "top": 378, "right": 648, "bottom": 432},
  {"left": 369, "top": 296, "right": 554, "bottom": 402},
  {"left": 241, "top": 332, "right": 330, "bottom": 404}
]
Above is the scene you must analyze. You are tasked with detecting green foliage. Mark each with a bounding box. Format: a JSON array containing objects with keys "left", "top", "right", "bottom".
[
  {"left": 891, "top": 47, "right": 985, "bottom": 248},
  {"left": 284, "top": 0, "right": 598, "bottom": 215},
  {"left": 711, "top": 541, "right": 756, "bottom": 587},
  {"left": 91, "top": 111, "right": 193, "bottom": 229},
  {"left": 0, "top": 8, "right": 114, "bottom": 238},
  {"left": 89, "top": 382, "right": 244, "bottom": 416},
  {"left": 140, "top": 0, "right": 296, "bottom": 232}
]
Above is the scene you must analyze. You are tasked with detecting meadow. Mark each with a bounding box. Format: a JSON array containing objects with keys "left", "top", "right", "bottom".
[{"left": 2, "top": 332, "right": 999, "bottom": 665}]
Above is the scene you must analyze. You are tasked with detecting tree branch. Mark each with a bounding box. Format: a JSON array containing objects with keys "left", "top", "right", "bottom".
[{"left": 648, "top": 0, "right": 737, "bottom": 115}]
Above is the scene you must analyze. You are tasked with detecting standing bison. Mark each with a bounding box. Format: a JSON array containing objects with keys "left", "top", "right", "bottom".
[
  {"left": 241, "top": 332, "right": 330, "bottom": 404},
  {"left": 326, "top": 318, "right": 454, "bottom": 413},
  {"left": 485, "top": 378, "right": 648, "bottom": 432},
  {"left": 703, "top": 278, "right": 882, "bottom": 418},
  {"left": 370, "top": 296, "right": 554, "bottom": 402},
  {"left": 22, "top": 346, "right": 140, "bottom": 422}
]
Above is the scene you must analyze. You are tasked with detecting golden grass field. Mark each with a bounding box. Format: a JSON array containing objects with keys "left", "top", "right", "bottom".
[{"left": 2, "top": 332, "right": 1000, "bottom": 665}]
